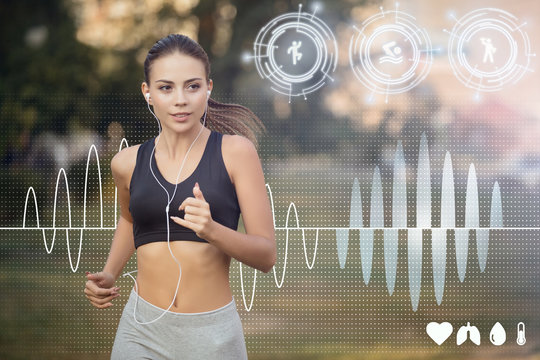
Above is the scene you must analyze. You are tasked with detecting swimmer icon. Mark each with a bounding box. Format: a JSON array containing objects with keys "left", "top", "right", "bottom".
[{"left": 517, "top": 322, "right": 526, "bottom": 345}]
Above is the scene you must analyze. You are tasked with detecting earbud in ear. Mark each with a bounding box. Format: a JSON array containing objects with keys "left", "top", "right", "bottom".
[
  {"left": 207, "top": 90, "right": 211, "bottom": 98},
  {"left": 145, "top": 93, "right": 150, "bottom": 100}
]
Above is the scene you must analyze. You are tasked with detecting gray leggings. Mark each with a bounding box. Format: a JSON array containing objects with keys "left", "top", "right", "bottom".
[{"left": 110, "top": 288, "right": 248, "bottom": 359}]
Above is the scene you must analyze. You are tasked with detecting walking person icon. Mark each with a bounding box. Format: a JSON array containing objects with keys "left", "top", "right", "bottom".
[{"left": 481, "top": 37, "right": 496, "bottom": 63}]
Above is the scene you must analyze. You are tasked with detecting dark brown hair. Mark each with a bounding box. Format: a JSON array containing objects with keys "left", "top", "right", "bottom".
[{"left": 143, "top": 34, "right": 266, "bottom": 148}]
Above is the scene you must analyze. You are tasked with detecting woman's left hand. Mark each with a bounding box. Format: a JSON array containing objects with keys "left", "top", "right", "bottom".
[{"left": 170, "top": 182, "right": 216, "bottom": 241}]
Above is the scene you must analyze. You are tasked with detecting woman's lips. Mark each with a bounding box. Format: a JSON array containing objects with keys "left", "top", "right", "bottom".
[{"left": 171, "top": 113, "right": 190, "bottom": 121}]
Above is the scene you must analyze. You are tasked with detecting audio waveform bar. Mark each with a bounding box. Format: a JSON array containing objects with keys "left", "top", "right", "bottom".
[
  {"left": 254, "top": 132, "right": 506, "bottom": 312},
  {"left": 1, "top": 133, "right": 536, "bottom": 311}
]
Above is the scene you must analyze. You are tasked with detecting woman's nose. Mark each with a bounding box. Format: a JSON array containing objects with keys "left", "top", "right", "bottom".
[{"left": 175, "top": 91, "right": 187, "bottom": 105}]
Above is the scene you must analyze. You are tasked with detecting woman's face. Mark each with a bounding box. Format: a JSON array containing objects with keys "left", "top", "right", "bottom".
[{"left": 142, "top": 52, "right": 212, "bottom": 131}]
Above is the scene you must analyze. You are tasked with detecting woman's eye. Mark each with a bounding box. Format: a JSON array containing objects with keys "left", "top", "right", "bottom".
[
  {"left": 188, "top": 83, "right": 200, "bottom": 90},
  {"left": 159, "top": 85, "right": 171, "bottom": 90}
]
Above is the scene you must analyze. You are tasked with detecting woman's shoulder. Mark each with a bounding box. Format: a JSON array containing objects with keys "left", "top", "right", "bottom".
[
  {"left": 221, "top": 133, "right": 259, "bottom": 185},
  {"left": 221, "top": 132, "right": 256, "bottom": 149},
  {"left": 221, "top": 133, "right": 257, "bottom": 159},
  {"left": 110, "top": 141, "right": 145, "bottom": 189}
]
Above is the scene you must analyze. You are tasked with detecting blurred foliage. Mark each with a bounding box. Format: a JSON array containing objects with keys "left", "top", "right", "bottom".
[
  {"left": 0, "top": 0, "right": 369, "bottom": 156},
  {"left": 0, "top": 0, "right": 98, "bottom": 145},
  {"left": 0, "top": 0, "right": 369, "bottom": 225}
]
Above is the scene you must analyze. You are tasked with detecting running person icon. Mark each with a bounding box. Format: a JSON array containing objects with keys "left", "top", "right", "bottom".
[{"left": 287, "top": 40, "right": 303, "bottom": 65}]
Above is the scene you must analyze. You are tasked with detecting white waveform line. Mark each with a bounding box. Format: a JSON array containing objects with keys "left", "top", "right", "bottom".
[
  {"left": 12, "top": 140, "right": 324, "bottom": 311},
  {"left": 245, "top": 181, "right": 536, "bottom": 311},
  {"left": 4, "top": 226, "right": 538, "bottom": 230},
  {"left": 16, "top": 140, "right": 126, "bottom": 273},
  {"left": 9, "top": 177, "right": 540, "bottom": 311},
  {"left": 114, "top": 138, "right": 130, "bottom": 225},
  {"left": 7, "top": 137, "right": 540, "bottom": 311},
  {"left": 240, "top": 184, "right": 322, "bottom": 311}
]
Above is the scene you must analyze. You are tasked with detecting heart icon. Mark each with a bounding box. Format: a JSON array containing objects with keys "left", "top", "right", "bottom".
[{"left": 426, "top": 322, "right": 453, "bottom": 345}]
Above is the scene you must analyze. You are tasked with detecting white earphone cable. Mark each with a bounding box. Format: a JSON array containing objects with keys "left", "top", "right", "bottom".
[{"left": 122, "top": 91, "right": 210, "bottom": 324}]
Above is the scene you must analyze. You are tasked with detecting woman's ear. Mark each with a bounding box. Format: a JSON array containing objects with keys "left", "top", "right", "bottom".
[{"left": 141, "top": 82, "right": 149, "bottom": 101}]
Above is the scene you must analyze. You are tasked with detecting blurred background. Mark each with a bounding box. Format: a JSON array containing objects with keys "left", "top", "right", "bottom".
[{"left": 0, "top": 0, "right": 539, "bottom": 359}]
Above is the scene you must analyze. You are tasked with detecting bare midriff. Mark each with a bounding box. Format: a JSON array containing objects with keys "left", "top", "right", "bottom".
[{"left": 133, "top": 240, "right": 233, "bottom": 313}]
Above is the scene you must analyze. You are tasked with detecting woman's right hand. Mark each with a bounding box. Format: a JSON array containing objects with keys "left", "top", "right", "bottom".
[{"left": 84, "top": 270, "right": 120, "bottom": 309}]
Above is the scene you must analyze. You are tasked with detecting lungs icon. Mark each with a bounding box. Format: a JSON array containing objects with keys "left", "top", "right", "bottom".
[{"left": 457, "top": 322, "right": 481, "bottom": 345}]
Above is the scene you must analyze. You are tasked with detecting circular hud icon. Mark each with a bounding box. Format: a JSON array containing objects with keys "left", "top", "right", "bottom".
[
  {"left": 349, "top": 5, "right": 433, "bottom": 102},
  {"left": 253, "top": 4, "right": 338, "bottom": 102},
  {"left": 445, "top": 8, "right": 534, "bottom": 92}
]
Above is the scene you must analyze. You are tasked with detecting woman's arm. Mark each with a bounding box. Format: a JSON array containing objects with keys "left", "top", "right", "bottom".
[
  {"left": 207, "top": 135, "right": 277, "bottom": 273},
  {"left": 85, "top": 148, "right": 137, "bottom": 308},
  {"left": 102, "top": 148, "right": 137, "bottom": 280}
]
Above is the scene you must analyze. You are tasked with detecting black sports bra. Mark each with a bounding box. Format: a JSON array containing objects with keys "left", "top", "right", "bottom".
[{"left": 129, "top": 130, "right": 241, "bottom": 249}]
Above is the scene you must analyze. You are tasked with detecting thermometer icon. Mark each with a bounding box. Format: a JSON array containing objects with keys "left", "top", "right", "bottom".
[{"left": 516, "top": 322, "right": 526, "bottom": 345}]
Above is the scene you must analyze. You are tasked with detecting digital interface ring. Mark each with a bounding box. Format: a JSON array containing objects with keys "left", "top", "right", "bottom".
[
  {"left": 349, "top": 5, "right": 434, "bottom": 101},
  {"left": 446, "top": 7, "right": 534, "bottom": 92},
  {"left": 253, "top": 4, "right": 338, "bottom": 102}
]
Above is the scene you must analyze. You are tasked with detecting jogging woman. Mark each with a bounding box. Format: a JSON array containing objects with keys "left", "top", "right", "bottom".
[{"left": 84, "top": 33, "right": 276, "bottom": 359}]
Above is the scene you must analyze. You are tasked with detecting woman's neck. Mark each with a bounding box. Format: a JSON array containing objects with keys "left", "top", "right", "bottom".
[{"left": 156, "top": 125, "right": 209, "bottom": 161}]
